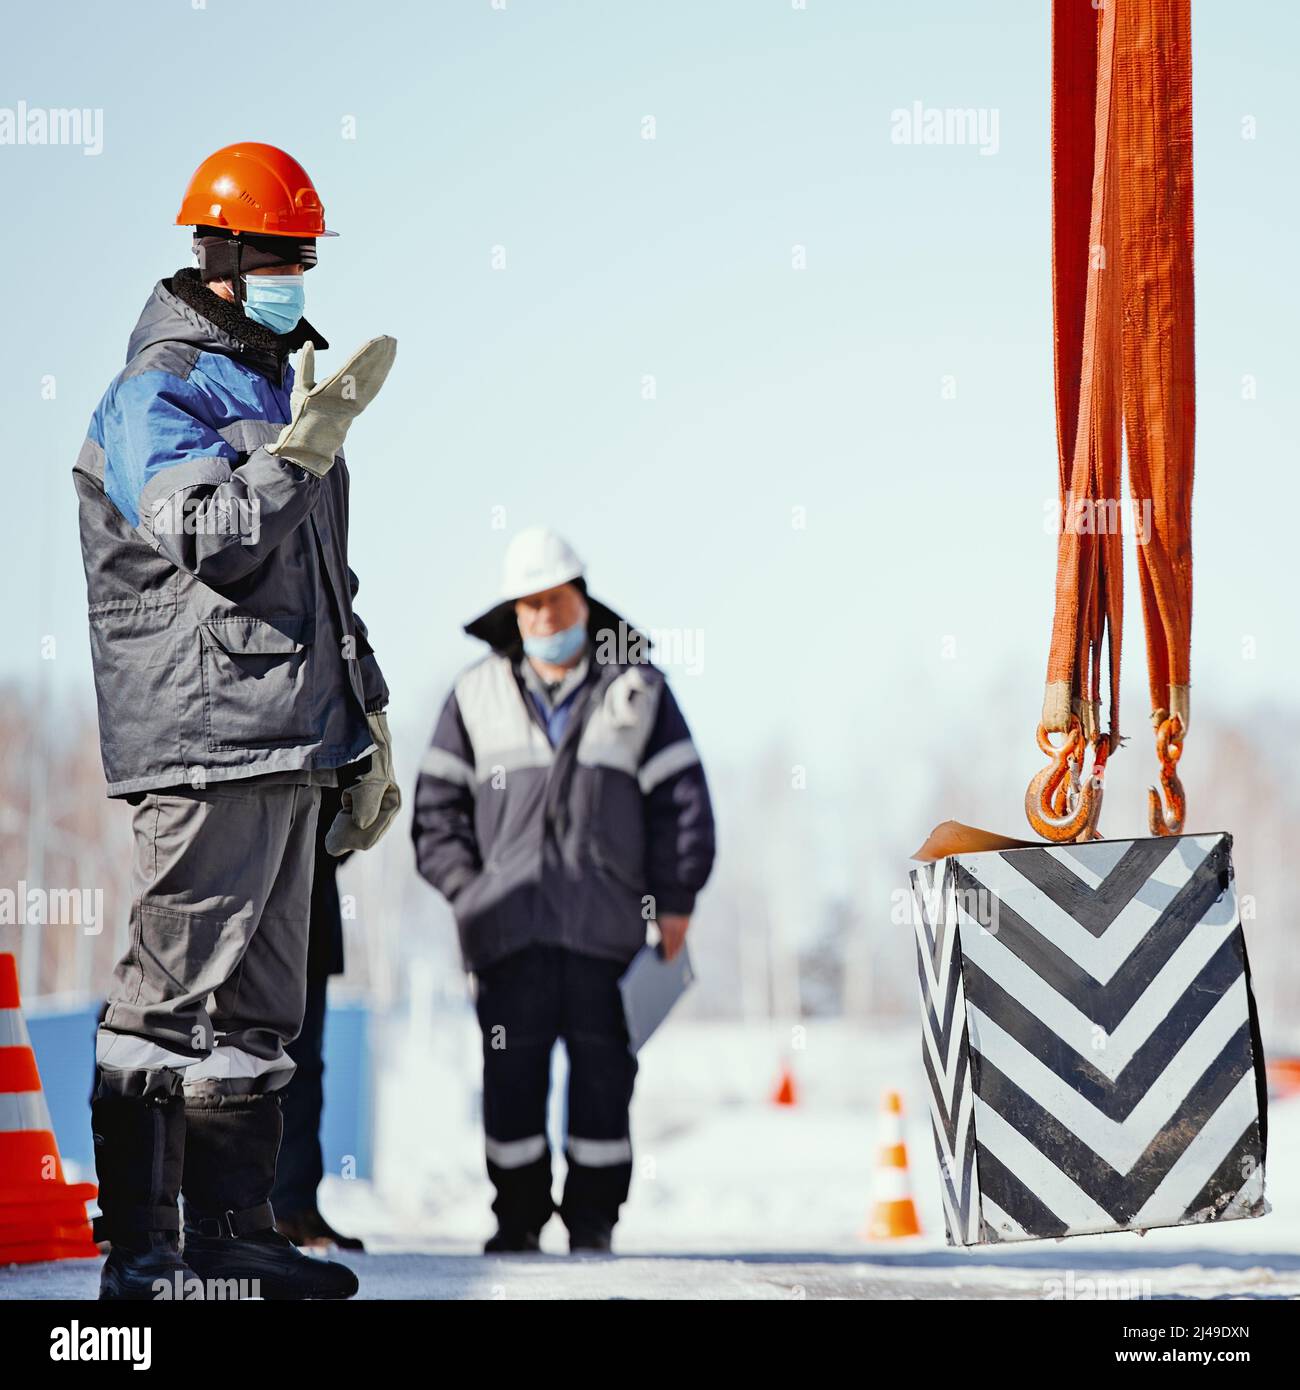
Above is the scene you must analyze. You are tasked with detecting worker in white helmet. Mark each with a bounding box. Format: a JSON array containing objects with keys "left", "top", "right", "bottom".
[{"left": 412, "top": 528, "right": 716, "bottom": 1253}]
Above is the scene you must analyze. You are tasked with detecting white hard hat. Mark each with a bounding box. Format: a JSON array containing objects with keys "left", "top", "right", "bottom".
[
  {"left": 463, "top": 527, "right": 641, "bottom": 654},
  {"left": 496, "top": 526, "right": 585, "bottom": 602}
]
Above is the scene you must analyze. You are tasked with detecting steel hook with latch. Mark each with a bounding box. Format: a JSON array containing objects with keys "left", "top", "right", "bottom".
[
  {"left": 1025, "top": 720, "right": 1109, "bottom": 842},
  {"left": 1147, "top": 714, "right": 1185, "bottom": 836}
]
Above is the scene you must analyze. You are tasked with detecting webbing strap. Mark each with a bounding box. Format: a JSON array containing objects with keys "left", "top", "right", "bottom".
[
  {"left": 187, "top": 1200, "right": 275, "bottom": 1240},
  {"left": 93, "top": 1204, "right": 181, "bottom": 1242},
  {"left": 1115, "top": 0, "right": 1195, "bottom": 735},
  {"left": 1045, "top": 0, "right": 1124, "bottom": 744},
  {"left": 1043, "top": 0, "right": 1194, "bottom": 749}
]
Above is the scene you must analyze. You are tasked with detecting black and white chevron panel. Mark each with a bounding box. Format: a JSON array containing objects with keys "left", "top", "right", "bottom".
[
  {"left": 912, "top": 833, "right": 1267, "bottom": 1245},
  {"left": 913, "top": 856, "right": 981, "bottom": 1243}
]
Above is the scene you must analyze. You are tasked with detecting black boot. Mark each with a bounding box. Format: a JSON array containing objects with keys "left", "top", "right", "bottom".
[
  {"left": 567, "top": 1222, "right": 613, "bottom": 1254},
  {"left": 92, "top": 1091, "right": 203, "bottom": 1301},
  {"left": 484, "top": 1227, "right": 542, "bottom": 1254},
  {"left": 276, "top": 1208, "right": 366, "bottom": 1252},
  {"left": 181, "top": 1092, "right": 358, "bottom": 1300}
]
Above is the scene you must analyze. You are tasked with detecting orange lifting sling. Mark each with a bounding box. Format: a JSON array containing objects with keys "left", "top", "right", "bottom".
[{"left": 1027, "top": 0, "right": 1195, "bottom": 843}]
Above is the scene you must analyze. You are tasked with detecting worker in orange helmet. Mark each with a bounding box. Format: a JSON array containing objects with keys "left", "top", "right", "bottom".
[{"left": 74, "top": 143, "right": 398, "bottom": 1300}]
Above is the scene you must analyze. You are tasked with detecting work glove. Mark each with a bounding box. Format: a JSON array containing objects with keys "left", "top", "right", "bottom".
[
  {"left": 266, "top": 336, "right": 397, "bottom": 478},
  {"left": 326, "top": 711, "right": 401, "bottom": 855}
]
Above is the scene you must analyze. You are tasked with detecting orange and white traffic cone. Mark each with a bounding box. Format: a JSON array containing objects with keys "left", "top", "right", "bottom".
[
  {"left": 862, "top": 1089, "right": 921, "bottom": 1239},
  {"left": 0, "top": 953, "right": 98, "bottom": 1263},
  {"left": 771, "top": 1060, "right": 799, "bottom": 1107},
  {"left": 1266, "top": 1057, "right": 1300, "bottom": 1102}
]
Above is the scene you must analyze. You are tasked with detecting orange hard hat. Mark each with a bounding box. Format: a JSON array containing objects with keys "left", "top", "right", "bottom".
[{"left": 176, "top": 142, "right": 337, "bottom": 238}]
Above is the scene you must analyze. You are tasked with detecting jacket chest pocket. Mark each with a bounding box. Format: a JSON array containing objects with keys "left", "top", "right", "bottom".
[
  {"left": 583, "top": 766, "right": 647, "bottom": 891},
  {"left": 199, "top": 616, "right": 315, "bottom": 751}
]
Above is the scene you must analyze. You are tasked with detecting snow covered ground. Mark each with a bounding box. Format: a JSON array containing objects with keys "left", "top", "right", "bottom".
[{"left": 4, "top": 1019, "right": 1299, "bottom": 1299}]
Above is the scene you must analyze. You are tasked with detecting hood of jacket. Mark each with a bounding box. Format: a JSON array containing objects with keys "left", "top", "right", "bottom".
[
  {"left": 464, "top": 592, "right": 647, "bottom": 660},
  {"left": 125, "top": 267, "right": 328, "bottom": 382}
]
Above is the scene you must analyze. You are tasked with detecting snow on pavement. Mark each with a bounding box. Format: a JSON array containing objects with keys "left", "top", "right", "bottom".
[{"left": 3, "top": 1019, "right": 1298, "bottom": 1299}]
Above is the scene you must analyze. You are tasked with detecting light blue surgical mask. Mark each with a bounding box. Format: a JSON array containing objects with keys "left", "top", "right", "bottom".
[
  {"left": 523, "top": 621, "right": 587, "bottom": 665},
  {"left": 242, "top": 274, "right": 306, "bottom": 334}
]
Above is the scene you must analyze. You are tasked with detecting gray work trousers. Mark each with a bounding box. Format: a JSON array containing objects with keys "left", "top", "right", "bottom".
[{"left": 95, "top": 780, "right": 322, "bottom": 1100}]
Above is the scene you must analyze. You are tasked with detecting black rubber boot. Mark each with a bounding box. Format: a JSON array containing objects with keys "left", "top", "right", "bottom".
[
  {"left": 92, "top": 1092, "right": 203, "bottom": 1301},
  {"left": 276, "top": 1208, "right": 366, "bottom": 1252},
  {"left": 567, "top": 1222, "right": 614, "bottom": 1254},
  {"left": 484, "top": 1227, "right": 542, "bottom": 1254},
  {"left": 181, "top": 1092, "right": 358, "bottom": 1300}
]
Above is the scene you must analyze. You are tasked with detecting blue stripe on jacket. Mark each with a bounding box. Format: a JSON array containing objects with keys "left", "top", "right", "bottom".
[{"left": 90, "top": 350, "right": 294, "bottom": 527}]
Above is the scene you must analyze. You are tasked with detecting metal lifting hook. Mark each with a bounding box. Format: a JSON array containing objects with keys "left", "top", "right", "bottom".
[
  {"left": 1147, "top": 715, "right": 1185, "bottom": 837},
  {"left": 1025, "top": 720, "right": 1109, "bottom": 843}
]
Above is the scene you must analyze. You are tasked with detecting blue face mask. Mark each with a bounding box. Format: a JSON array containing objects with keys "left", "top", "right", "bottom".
[
  {"left": 523, "top": 621, "right": 587, "bottom": 664},
  {"left": 242, "top": 274, "right": 306, "bottom": 335}
]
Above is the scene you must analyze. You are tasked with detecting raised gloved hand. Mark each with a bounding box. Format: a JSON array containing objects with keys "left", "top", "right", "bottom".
[
  {"left": 267, "top": 336, "right": 397, "bottom": 478},
  {"left": 326, "top": 711, "right": 401, "bottom": 855}
]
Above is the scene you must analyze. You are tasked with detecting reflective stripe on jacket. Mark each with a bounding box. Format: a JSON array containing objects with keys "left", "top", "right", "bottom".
[{"left": 412, "top": 651, "right": 715, "bottom": 970}]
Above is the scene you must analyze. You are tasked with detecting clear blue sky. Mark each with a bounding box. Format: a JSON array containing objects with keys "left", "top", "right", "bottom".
[{"left": 2, "top": 0, "right": 1296, "bottom": 827}]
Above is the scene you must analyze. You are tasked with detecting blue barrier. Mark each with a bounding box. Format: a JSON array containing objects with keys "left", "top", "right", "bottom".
[
  {"left": 24, "top": 1004, "right": 98, "bottom": 1172},
  {"left": 24, "top": 998, "right": 372, "bottom": 1182},
  {"left": 320, "top": 1000, "right": 373, "bottom": 1181}
]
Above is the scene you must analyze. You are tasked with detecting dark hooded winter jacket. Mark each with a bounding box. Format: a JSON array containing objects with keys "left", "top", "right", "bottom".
[
  {"left": 411, "top": 617, "right": 716, "bottom": 972},
  {"left": 73, "top": 269, "right": 388, "bottom": 797}
]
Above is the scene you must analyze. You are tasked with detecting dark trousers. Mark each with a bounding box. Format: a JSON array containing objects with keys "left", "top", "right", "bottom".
[
  {"left": 476, "top": 945, "right": 638, "bottom": 1237},
  {"left": 270, "top": 962, "right": 328, "bottom": 1216},
  {"left": 268, "top": 783, "right": 345, "bottom": 1218}
]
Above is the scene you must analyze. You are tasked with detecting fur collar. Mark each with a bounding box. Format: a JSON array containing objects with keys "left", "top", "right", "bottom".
[
  {"left": 168, "top": 267, "right": 328, "bottom": 358},
  {"left": 464, "top": 595, "right": 645, "bottom": 658}
]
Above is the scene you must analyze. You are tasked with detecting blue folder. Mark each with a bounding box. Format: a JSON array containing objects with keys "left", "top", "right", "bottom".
[{"left": 618, "top": 943, "right": 695, "bottom": 1053}]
